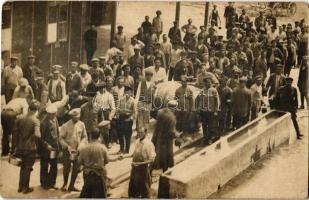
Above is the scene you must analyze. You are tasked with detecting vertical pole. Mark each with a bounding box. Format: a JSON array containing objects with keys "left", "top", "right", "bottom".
[
  {"left": 175, "top": 2, "right": 180, "bottom": 22},
  {"left": 80, "top": 2, "right": 86, "bottom": 64},
  {"left": 31, "top": 1, "right": 34, "bottom": 51},
  {"left": 204, "top": 2, "right": 210, "bottom": 28},
  {"left": 110, "top": 2, "right": 117, "bottom": 47},
  {"left": 67, "top": 2, "right": 72, "bottom": 73}
]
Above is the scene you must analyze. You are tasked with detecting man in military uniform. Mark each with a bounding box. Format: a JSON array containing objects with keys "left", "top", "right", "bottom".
[
  {"left": 22, "top": 55, "right": 40, "bottom": 95},
  {"left": 39, "top": 104, "right": 60, "bottom": 190},
  {"left": 276, "top": 77, "right": 303, "bottom": 140}
]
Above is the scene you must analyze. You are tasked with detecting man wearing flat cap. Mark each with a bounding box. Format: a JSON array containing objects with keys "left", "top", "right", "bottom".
[
  {"left": 276, "top": 77, "right": 303, "bottom": 140},
  {"left": 66, "top": 61, "right": 83, "bottom": 94},
  {"left": 231, "top": 76, "right": 252, "bottom": 129},
  {"left": 23, "top": 55, "right": 40, "bottom": 95},
  {"left": 79, "top": 64, "right": 92, "bottom": 91},
  {"left": 47, "top": 66, "right": 66, "bottom": 103},
  {"left": 114, "top": 25, "right": 126, "bottom": 51},
  {"left": 99, "top": 56, "right": 114, "bottom": 77},
  {"left": 135, "top": 68, "right": 156, "bottom": 133},
  {"left": 116, "top": 86, "right": 135, "bottom": 154},
  {"left": 39, "top": 104, "right": 60, "bottom": 190},
  {"left": 12, "top": 78, "right": 34, "bottom": 100},
  {"left": 93, "top": 81, "right": 116, "bottom": 147},
  {"left": 129, "top": 46, "right": 145, "bottom": 76},
  {"left": 152, "top": 10, "right": 163, "bottom": 39},
  {"left": 89, "top": 58, "right": 105, "bottom": 81},
  {"left": 60, "top": 108, "right": 88, "bottom": 192},
  {"left": 265, "top": 64, "right": 286, "bottom": 109},
  {"left": 3, "top": 56, "right": 23, "bottom": 102}
]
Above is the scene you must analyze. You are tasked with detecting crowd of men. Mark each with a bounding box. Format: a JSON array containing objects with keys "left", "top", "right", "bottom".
[{"left": 1, "top": 2, "right": 308, "bottom": 198}]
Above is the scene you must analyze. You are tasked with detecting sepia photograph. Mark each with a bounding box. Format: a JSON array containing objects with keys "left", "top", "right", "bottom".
[{"left": 0, "top": 1, "right": 308, "bottom": 198}]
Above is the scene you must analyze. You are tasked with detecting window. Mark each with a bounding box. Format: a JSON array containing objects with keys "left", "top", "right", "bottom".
[
  {"left": 47, "top": 2, "right": 68, "bottom": 43},
  {"left": 2, "top": 3, "right": 11, "bottom": 29}
]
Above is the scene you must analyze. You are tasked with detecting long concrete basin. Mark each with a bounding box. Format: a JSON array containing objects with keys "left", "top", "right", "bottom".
[{"left": 158, "top": 110, "right": 296, "bottom": 198}]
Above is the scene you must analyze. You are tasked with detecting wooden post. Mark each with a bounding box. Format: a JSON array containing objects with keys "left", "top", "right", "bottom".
[
  {"left": 110, "top": 2, "right": 117, "bottom": 47},
  {"left": 204, "top": 2, "right": 210, "bottom": 28},
  {"left": 175, "top": 2, "right": 180, "bottom": 22}
]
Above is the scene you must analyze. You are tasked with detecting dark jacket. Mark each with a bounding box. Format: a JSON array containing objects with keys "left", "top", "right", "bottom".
[
  {"left": 40, "top": 117, "right": 60, "bottom": 157},
  {"left": 276, "top": 85, "right": 298, "bottom": 113},
  {"left": 265, "top": 73, "right": 286, "bottom": 97}
]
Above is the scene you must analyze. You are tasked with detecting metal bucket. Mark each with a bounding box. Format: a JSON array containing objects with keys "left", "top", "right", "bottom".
[
  {"left": 49, "top": 150, "right": 57, "bottom": 159},
  {"left": 8, "top": 155, "right": 22, "bottom": 166},
  {"left": 70, "top": 150, "right": 78, "bottom": 161}
]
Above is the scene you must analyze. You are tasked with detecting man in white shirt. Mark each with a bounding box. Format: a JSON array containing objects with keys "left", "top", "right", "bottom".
[
  {"left": 1, "top": 98, "right": 29, "bottom": 156},
  {"left": 148, "top": 58, "right": 167, "bottom": 85},
  {"left": 267, "top": 26, "right": 278, "bottom": 44},
  {"left": 105, "top": 40, "right": 122, "bottom": 64},
  {"left": 160, "top": 34, "right": 172, "bottom": 71},
  {"left": 3, "top": 56, "right": 23, "bottom": 102},
  {"left": 79, "top": 64, "right": 92, "bottom": 91},
  {"left": 47, "top": 67, "right": 66, "bottom": 103},
  {"left": 250, "top": 75, "right": 263, "bottom": 120}
]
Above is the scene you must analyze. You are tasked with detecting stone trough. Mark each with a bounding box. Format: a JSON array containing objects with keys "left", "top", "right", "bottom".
[{"left": 158, "top": 110, "right": 296, "bottom": 198}]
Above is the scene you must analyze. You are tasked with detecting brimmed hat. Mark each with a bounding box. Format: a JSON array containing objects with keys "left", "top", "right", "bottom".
[
  {"left": 80, "top": 64, "right": 89, "bottom": 71},
  {"left": 46, "top": 104, "right": 58, "bottom": 114},
  {"left": 69, "top": 108, "right": 81, "bottom": 117},
  {"left": 96, "top": 81, "right": 106, "bottom": 88},
  {"left": 91, "top": 58, "right": 99, "bottom": 62},
  {"left": 10, "top": 56, "right": 18, "bottom": 60},
  {"left": 124, "top": 86, "right": 132, "bottom": 92},
  {"left": 145, "top": 68, "right": 154, "bottom": 75},
  {"left": 99, "top": 56, "right": 106, "bottom": 60},
  {"left": 255, "top": 75, "right": 263, "bottom": 81},
  {"left": 285, "top": 77, "right": 293, "bottom": 81},
  {"left": 167, "top": 100, "right": 178, "bottom": 107}
]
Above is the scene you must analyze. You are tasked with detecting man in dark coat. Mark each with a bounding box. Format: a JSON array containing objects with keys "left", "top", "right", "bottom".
[
  {"left": 12, "top": 100, "right": 41, "bottom": 194},
  {"left": 276, "top": 77, "right": 303, "bottom": 140},
  {"left": 39, "top": 104, "right": 60, "bottom": 189},
  {"left": 66, "top": 61, "right": 83, "bottom": 94},
  {"left": 264, "top": 64, "right": 286, "bottom": 109},
  {"left": 22, "top": 55, "right": 40, "bottom": 95},
  {"left": 168, "top": 21, "right": 182, "bottom": 46},
  {"left": 297, "top": 56, "right": 308, "bottom": 109},
  {"left": 84, "top": 25, "right": 97, "bottom": 65}
]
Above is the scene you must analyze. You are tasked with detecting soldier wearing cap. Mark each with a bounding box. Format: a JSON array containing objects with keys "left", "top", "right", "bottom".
[
  {"left": 89, "top": 58, "right": 105, "bottom": 81},
  {"left": 39, "top": 104, "right": 60, "bottom": 190},
  {"left": 23, "top": 54, "right": 40, "bottom": 95},
  {"left": 60, "top": 108, "right": 88, "bottom": 192},
  {"left": 231, "top": 76, "right": 252, "bottom": 129},
  {"left": 12, "top": 78, "right": 34, "bottom": 100},
  {"left": 66, "top": 61, "right": 83, "bottom": 94},
  {"left": 135, "top": 68, "right": 156, "bottom": 133},
  {"left": 298, "top": 56, "right": 308, "bottom": 109},
  {"left": 79, "top": 64, "right": 92, "bottom": 91},
  {"left": 250, "top": 75, "right": 264, "bottom": 120},
  {"left": 78, "top": 128, "right": 109, "bottom": 198},
  {"left": 47, "top": 66, "right": 66, "bottom": 103},
  {"left": 114, "top": 25, "right": 126, "bottom": 51},
  {"left": 265, "top": 64, "right": 286, "bottom": 109},
  {"left": 276, "top": 77, "right": 303, "bottom": 139},
  {"left": 117, "top": 86, "right": 135, "bottom": 154},
  {"left": 12, "top": 100, "right": 40, "bottom": 194},
  {"left": 3, "top": 56, "right": 23, "bottom": 102},
  {"left": 129, "top": 45, "right": 145, "bottom": 76},
  {"left": 152, "top": 10, "right": 163, "bottom": 39},
  {"left": 196, "top": 77, "right": 220, "bottom": 144}
]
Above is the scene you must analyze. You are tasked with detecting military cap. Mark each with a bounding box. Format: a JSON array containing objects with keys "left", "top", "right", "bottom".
[
  {"left": 96, "top": 81, "right": 106, "bottom": 88},
  {"left": 117, "top": 25, "right": 123, "bottom": 29},
  {"left": 99, "top": 56, "right": 106, "bottom": 60},
  {"left": 46, "top": 104, "right": 58, "bottom": 114},
  {"left": 145, "top": 68, "right": 154, "bottom": 75},
  {"left": 167, "top": 100, "right": 178, "bottom": 107},
  {"left": 91, "top": 57, "right": 99, "bottom": 62},
  {"left": 69, "top": 108, "right": 81, "bottom": 117},
  {"left": 285, "top": 77, "right": 293, "bottom": 81},
  {"left": 10, "top": 56, "right": 18, "bottom": 60},
  {"left": 80, "top": 64, "right": 89, "bottom": 71}
]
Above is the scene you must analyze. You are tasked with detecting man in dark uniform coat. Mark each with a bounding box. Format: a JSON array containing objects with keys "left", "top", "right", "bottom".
[
  {"left": 276, "top": 77, "right": 303, "bottom": 140},
  {"left": 297, "top": 56, "right": 308, "bottom": 109},
  {"left": 22, "top": 55, "right": 40, "bottom": 95},
  {"left": 84, "top": 25, "right": 97, "bottom": 65},
  {"left": 39, "top": 104, "right": 60, "bottom": 189},
  {"left": 12, "top": 100, "right": 41, "bottom": 194}
]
